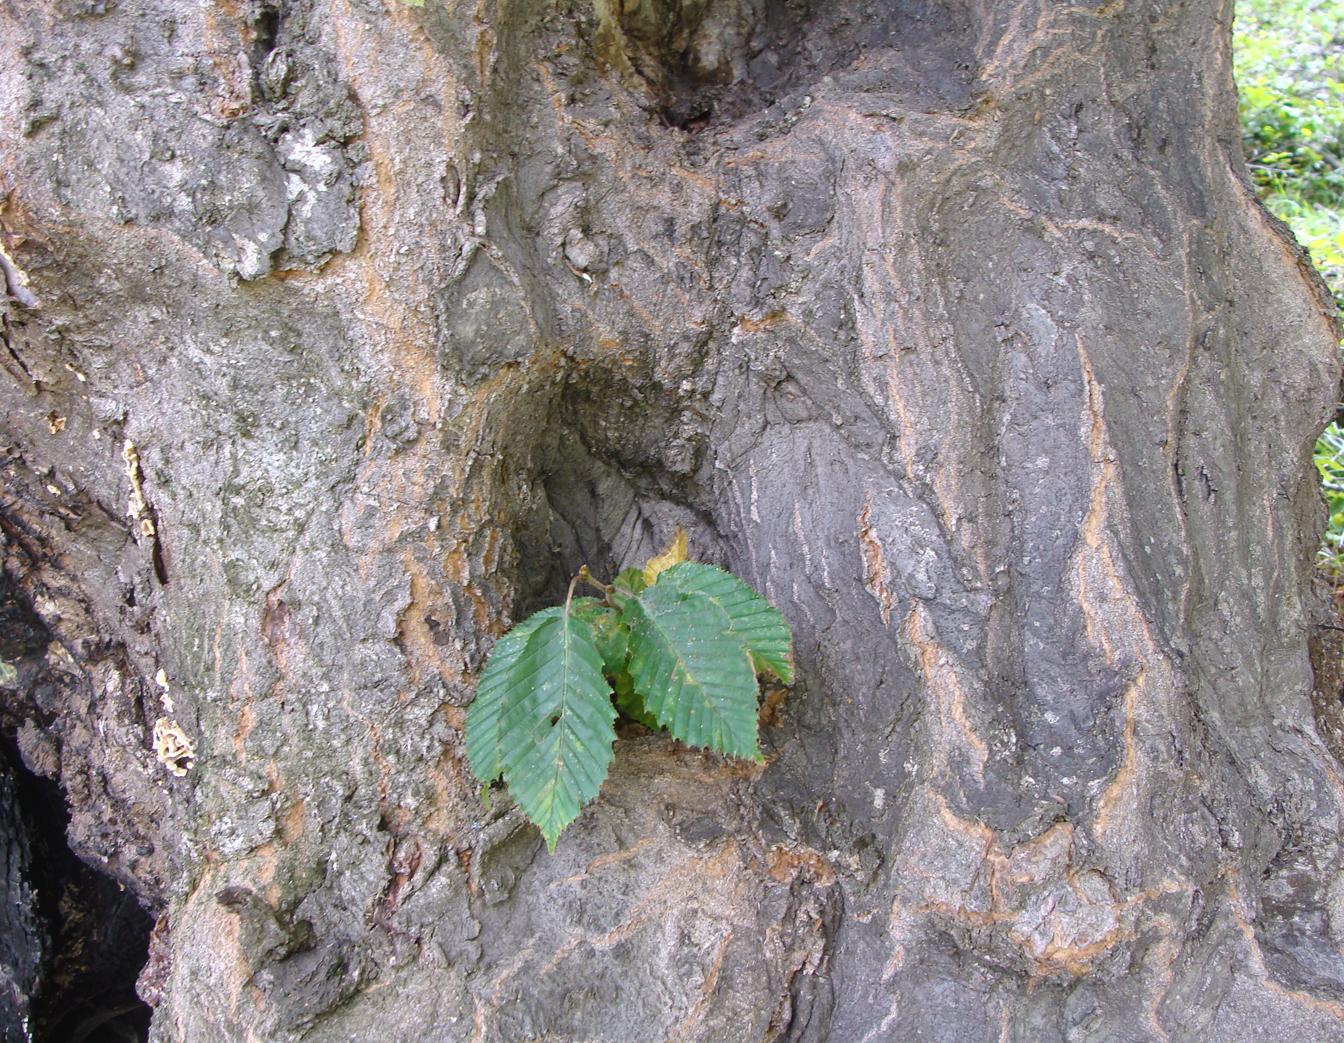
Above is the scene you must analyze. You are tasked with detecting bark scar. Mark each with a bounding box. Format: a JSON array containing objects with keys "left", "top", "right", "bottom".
[
  {"left": 858, "top": 494, "right": 895, "bottom": 626},
  {"left": 123, "top": 440, "right": 169, "bottom": 583}
]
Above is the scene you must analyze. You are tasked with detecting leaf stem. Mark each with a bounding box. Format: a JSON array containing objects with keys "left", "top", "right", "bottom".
[
  {"left": 564, "top": 572, "right": 583, "bottom": 614},
  {"left": 576, "top": 565, "right": 612, "bottom": 599}
]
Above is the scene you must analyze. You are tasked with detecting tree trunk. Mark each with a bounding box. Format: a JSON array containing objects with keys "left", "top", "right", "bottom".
[{"left": 2, "top": 0, "right": 1343, "bottom": 1039}]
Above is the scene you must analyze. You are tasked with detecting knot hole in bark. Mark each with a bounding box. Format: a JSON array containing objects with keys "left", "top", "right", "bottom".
[
  {"left": 245, "top": 1, "right": 282, "bottom": 92},
  {"left": 592, "top": 0, "right": 980, "bottom": 129},
  {"left": 504, "top": 354, "right": 718, "bottom": 616}
]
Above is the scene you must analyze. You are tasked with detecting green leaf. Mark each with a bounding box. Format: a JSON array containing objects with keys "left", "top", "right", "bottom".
[
  {"left": 656, "top": 562, "right": 794, "bottom": 683},
  {"left": 612, "top": 567, "right": 648, "bottom": 595},
  {"left": 571, "top": 598, "right": 629, "bottom": 677},
  {"left": 573, "top": 599, "right": 656, "bottom": 725},
  {"left": 622, "top": 583, "right": 761, "bottom": 760},
  {"left": 466, "top": 607, "right": 562, "bottom": 785},
  {"left": 613, "top": 676, "right": 659, "bottom": 728},
  {"left": 495, "top": 611, "right": 616, "bottom": 851}
]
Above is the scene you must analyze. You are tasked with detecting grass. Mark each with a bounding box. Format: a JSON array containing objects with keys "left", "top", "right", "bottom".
[{"left": 1235, "top": 0, "right": 1344, "bottom": 575}]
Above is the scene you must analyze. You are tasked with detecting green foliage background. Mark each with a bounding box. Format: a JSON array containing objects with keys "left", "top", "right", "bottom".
[{"left": 1235, "top": 0, "right": 1344, "bottom": 575}]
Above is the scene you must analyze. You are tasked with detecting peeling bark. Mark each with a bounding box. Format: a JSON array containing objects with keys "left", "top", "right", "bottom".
[{"left": 2, "top": 0, "right": 1343, "bottom": 1039}]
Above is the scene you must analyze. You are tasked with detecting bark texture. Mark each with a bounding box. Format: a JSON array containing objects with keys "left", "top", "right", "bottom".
[{"left": 2, "top": 0, "right": 1344, "bottom": 1039}]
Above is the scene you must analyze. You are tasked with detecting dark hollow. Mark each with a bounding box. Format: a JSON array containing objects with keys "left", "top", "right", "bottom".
[{"left": 1, "top": 740, "right": 152, "bottom": 1043}]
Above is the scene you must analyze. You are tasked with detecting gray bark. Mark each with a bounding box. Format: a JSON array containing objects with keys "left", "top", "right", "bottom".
[{"left": 2, "top": 0, "right": 1344, "bottom": 1039}]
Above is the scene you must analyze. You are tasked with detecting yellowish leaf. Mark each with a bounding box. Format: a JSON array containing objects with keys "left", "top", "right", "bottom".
[{"left": 642, "top": 525, "right": 689, "bottom": 585}]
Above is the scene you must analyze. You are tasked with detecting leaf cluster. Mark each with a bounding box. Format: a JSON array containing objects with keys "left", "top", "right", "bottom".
[
  {"left": 465, "top": 534, "right": 792, "bottom": 850},
  {"left": 1235, "top": 0, "right": 1344, "bottom": 209}
]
